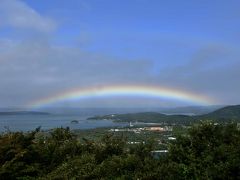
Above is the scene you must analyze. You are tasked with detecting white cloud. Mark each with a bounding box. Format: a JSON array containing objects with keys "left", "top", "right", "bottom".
[{"left": 0, "top": 0, "right": 56, "bottom": 32}]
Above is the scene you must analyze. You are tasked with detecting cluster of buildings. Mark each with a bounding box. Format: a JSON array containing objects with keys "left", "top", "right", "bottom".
[{"left": 109, "top": 125, "right": 173, "bottom": 134}]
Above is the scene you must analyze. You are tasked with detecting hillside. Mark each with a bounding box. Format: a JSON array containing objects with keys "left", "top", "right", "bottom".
[
  {"left": 160, "top": 105, "right": 223, "bottom": 115},
  {"left": 88, "top": 105, "right": 240, "bottom": 124},
  {"left": 88, "top": 112, "right": 193, "bottom": 124},
  {"left": 200, "top": 105, "right": 240, "bottom": 122}
]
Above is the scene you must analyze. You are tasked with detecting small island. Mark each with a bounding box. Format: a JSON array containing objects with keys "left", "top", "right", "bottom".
[{"left": 71, "top": 120, "right": 79, "bottom": 124}]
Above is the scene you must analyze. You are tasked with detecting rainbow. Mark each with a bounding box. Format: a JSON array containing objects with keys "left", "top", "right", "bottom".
[{"left": 29, "top": 85, "right": 216, "bottom": 108}]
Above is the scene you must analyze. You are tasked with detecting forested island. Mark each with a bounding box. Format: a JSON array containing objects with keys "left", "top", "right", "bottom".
[{"left": 88, "top": 105, "right": 240, "bottom": 125}]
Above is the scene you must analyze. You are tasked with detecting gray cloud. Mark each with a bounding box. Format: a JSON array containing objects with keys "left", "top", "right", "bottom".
[
  {"left": 157, "top": 44, "right": 240, "bottom": 105},
  {"left": 0, "top": 39, "right": 156, "bottom": 107},
  {"left": 1, "top": 38, "right": 240, "bottom": 107},
  {"left": 0, "top": 0, "right": 56, "bottom": 32}
]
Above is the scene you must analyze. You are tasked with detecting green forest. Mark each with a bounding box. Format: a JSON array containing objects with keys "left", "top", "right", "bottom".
[{"left": 0, "top": 121, "right": 240, "bottom": 179}]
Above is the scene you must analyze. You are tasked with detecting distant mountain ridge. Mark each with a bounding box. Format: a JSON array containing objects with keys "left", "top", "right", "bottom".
[
  {"left": 88, "top": 105, "right": 240, "bottom": 124},
  {"left": 160, "top": 105, "right": 224, "bottom": 115}
]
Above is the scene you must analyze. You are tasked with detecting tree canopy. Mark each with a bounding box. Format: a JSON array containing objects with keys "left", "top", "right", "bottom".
[{"left": 0, "top": 121, "right": 239, "bottom": 179}]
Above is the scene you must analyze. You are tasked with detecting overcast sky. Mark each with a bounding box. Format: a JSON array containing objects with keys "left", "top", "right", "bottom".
[{"left": 0, "top": 0, "right": 240, "bottom": 108}]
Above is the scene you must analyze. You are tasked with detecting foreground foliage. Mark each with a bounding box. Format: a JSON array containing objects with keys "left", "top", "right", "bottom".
[{"left": 0, "top": 122, "right": 240, "bottom": 179}]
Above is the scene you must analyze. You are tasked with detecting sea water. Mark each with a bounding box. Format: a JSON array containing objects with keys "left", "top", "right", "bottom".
[{"left": 0, "top": 108, "right": 134, "bottom": 132}]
